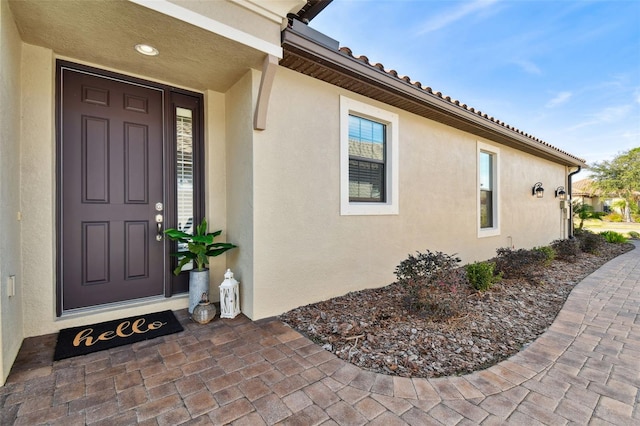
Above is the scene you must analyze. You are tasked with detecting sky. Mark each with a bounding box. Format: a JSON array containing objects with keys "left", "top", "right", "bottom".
[{"left": 309, "top": 0, "right": 640, "bottom": 179}]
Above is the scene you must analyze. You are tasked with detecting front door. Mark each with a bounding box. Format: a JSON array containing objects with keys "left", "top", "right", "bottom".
[{"left": 59, "top": 66, "right": 166, "bottom": 311}]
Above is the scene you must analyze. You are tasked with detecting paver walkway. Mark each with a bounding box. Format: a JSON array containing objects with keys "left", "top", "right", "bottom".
[{"left": 2, "top": 243, "right": 640, "bottom": 425}]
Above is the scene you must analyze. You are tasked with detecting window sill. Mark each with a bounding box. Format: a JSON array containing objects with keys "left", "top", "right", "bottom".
[{"left": 341, "top": 202, "right": 399, "bottom": 216}]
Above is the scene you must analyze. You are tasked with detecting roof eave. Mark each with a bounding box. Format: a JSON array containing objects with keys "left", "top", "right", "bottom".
[{"left": 281, "top": 27, "right": 586, "bottom": 168}]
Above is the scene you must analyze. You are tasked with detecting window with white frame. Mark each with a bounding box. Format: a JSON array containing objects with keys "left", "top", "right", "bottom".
[
  {"left": 478, "top": 141, "right": 500, "bottom": 236},
  {"left": 340, "top": 96, "right": 398, "bottom": 215}
]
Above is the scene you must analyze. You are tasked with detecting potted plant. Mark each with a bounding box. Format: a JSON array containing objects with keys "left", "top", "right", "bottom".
[{"left": 164, "top": 219, "right": 237, "bottom": 313}]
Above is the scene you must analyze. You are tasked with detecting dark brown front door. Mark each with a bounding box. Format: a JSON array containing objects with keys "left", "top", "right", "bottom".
[{"left": 59, "top": 67, "right": 166, "bottom": 311}]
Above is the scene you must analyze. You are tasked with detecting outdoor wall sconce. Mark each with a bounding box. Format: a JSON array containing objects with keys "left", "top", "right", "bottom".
[
  {"left": 532, "top": 182, "right": 545, "bottom": 198},
  {"left": 555, "top": 186, "right": 567, "bottom": 200}
]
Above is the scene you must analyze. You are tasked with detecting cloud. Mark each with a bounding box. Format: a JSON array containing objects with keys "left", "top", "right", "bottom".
[
  {"left": 416, "top": 0, "right": 500, "bottom": 35},
  {"left": 569, "top": 104, "right": 633, "bottom": 130},
  {"left": 511, "top": 58, "right": 542, "bottom": 75},
  {"left": 598, "top": 105, "right": 633, "bottom": 122},
  {"left": 546, "top": 91, "right": 572, "bottom": 108}
]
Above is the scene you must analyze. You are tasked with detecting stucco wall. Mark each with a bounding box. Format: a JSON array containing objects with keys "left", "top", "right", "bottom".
[
  {"left": 248, "top": 66, "right": 569, "bottom": 320},
  {"left": 0, "top": 0, "right": 24, "bottom": 384},
  {"left": 204, "top": 89, "right": 230, "bottom": 300},
  {"left": 169, "top": 0, "right": 304, "bottom": 40},
  {"left": 225, "top": 70, "right": 256, "bottom": 319}
]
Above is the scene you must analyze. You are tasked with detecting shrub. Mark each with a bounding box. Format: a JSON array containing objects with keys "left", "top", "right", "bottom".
[
  {"left": 533, "top": 245, "right": 556, "bottom": 266},
  {"left": 603, "top": 212, "right": 624, "bottom": 222},
  {"left": 600, "top": 230, "right": 628, "bottom": 244},
  {"left": 395, "top": 251, "right": 465, "bottom": 321},
  {"left": 551, "top": 238, "right": 581, "bottom": 262},
  {"left": 574, "top": 229, "right": 605, "bottom": 254},
  {"left": 628, "top": 231, "right": 640, "bottom": 240},
  {"left": 395, "top": 250, "right": 461, "bottom": 284},
  {"left": 494, "top": 247, "right": 547, "bottom": 283},
  {"left": 465, "top": 261, "right": 501, "bottom": 291}
]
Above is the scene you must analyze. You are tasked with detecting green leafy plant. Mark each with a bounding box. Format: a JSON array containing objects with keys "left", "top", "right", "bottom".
[
  {"left": 573, "top": 202, "right": 601, "bottom": 229},
  {"left": 533, "top": 245, "right": 556, "bottom": 266},
  {"left": 600, "top": 230, "right": 628, "bottom": 244},
  {"left": 628, "top": 231, "right": 640, "bottom": 240},
  {"left": 603, "top": 212, "right": 624, "bottom": 222},
  {"left": 465, "top": 261, "right": 501, "bottom": 291},
  {"left": 164, "top": 218, "right": 237, "bottom": 275},
  {"left": 395, "top": 251, "right": 465, "bottom": 321}
]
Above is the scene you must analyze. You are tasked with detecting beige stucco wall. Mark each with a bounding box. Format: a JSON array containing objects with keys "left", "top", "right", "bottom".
[
  {"left": 204, "top": 89, "right": 230, "bottom": 299},
  {"left": 225, "top": 70, "right": 256, "bottom": 319},
  {"left": 0, "top": 0, "right": 24, "bottom": 384},
  {"left": 170, "top": 0, "right": 305, "bottom": 40},
  {"left": 247, "top": 66, "right": 569, "bottom": 320}
]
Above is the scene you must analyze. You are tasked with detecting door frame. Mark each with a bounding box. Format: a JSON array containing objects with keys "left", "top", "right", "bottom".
[{"left": 55, "top": 60, "right": 205, "bottom": 315}]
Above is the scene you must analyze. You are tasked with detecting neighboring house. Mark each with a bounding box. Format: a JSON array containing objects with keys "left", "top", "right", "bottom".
[
  {"left": 572, "top": 179, "right": 608, "bottom": 212},
  {"left": 0, "top": 0, "right": 586, "bottom": 384},
  {"left": 572, "top": 178, "right": 639, "bottom": 215}
]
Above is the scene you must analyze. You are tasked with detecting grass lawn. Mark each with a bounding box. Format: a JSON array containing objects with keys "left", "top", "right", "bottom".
[{"left": 576, "top": 219, "right": 640, "bottom": 237}]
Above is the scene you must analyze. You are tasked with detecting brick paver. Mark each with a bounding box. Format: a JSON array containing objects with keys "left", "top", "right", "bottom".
[{"left": 3, "top": 243, "right": 640, "bottom": 424}]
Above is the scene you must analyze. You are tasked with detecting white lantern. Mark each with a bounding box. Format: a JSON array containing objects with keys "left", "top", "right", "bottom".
[{"left": 219, "top": 269, "right": 240, "bottom": 318}]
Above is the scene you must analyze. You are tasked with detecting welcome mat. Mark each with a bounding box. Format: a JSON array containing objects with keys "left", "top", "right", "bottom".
[{"left": 53, "top": 310, "right": 184, "bottom": 361}]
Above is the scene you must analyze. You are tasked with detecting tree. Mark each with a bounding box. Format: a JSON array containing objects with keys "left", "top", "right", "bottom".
[
  {"left": 589, "top": 148, "right": 640, "bottom": 222},
  {"left": 572, "top": 202, "right": 600, "bottom": 229}
]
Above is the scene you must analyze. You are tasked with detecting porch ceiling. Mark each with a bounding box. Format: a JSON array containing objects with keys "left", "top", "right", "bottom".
[{"left": 8, "top": 0, "right": 269, "bottom": 92}]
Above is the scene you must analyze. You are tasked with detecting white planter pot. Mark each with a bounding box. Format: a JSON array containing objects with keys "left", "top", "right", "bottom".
[{"left": 189, "top": 269, "right": 209, "bottom": 314}]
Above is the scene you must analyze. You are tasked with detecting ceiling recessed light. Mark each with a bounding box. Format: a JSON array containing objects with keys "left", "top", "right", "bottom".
[{"left": 135, "top": 44, "right": 159, "bottom": 56}]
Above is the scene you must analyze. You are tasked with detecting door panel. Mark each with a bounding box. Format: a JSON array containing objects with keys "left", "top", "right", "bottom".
[{"left": 60, "top": 68, "right": 165, "bottom": 310}]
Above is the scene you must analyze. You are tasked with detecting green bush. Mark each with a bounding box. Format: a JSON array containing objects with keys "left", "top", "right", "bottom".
[
  {"left": 551, "top": 238, "right": 581, "bottom": 262},
  {"left": 603, "top": 212, "right": 624, "bottom": 222},
  {"left": 628, "top": 231, "right": 640, "bottom": 240},
  {"left": 574, "top": 229, "right": 605, "bottom": 254},
  {"left": 395, "top": 250, "right": 466, "bottom": 321},
  {"left": 465, "top": 261, "right": 501, "bottom": 291},
  {"left": 600, "top": 230, "right": 628, "bottom": 244},
  {"left": 533, "top": 246, "right": 556, "bottom": 266}
]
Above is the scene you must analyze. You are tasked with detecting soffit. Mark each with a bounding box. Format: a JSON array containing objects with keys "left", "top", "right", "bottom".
[
  {"left": 8, "top": 0, "right": 274, "bottom": 92},
  {"left": 281, "top": 27, "right": 586, "bottom": 167},
  {"left": 295, "top": 0, "right": 334, "bottom": 22}
]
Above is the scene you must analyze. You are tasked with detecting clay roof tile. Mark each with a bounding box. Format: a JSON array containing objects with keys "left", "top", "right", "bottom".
[{"left": 323, "top": 44, "right": 584, "bottom": 163}]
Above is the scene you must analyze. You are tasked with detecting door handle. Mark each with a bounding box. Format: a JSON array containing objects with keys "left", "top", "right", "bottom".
[{"left": 155, "top": 214, "right": 163, "bottom": 241}]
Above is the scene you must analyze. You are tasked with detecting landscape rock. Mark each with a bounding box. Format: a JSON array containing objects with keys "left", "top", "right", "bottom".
[{"left": 280, "top": 242, "right": 633, "bottom": 378}]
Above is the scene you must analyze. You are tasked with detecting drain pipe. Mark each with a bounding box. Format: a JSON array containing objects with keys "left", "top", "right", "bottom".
[{"left": 567, "top": 166, "right": 582, "bottom": 238}]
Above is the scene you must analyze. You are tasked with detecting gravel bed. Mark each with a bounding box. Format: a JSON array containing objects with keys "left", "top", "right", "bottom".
[{"left": 280, "top": 243, "right": 634, "bottom": 378}]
